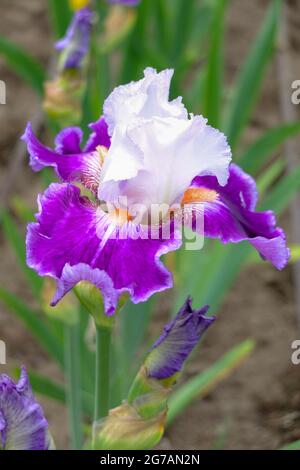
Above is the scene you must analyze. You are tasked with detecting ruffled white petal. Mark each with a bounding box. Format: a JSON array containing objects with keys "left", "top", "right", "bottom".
[
  {"left": 100, "top": 124, "right": 144, "bottom": 187},
  {"left": 99, "top": 68, "right": 231, "bottom": 207},
  {"left": 101, "top": 116, "right": 231, "bottom": 208},
  {"left": 103, "top": 67, "right": 187, "bottom": 134},
  {"left": 100, "top": 68, "right": 188, "bottom": 196}
]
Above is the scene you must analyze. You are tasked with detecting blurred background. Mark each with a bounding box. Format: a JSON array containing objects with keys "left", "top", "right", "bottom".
[{"left": 0, "top": 0, "right": 300, "bottom": 450}]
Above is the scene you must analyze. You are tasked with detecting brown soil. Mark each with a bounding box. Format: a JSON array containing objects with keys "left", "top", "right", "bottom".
[{"left": 0, "top": 0, "right": 300, "bottom": 450}]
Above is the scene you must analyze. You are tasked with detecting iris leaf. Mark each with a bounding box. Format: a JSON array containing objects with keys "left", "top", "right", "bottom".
[
  {"left": 256, "top": 159, "right": 284, "bottom": 197},
  {"left": 171, "top": 0, "right": 196, "bottom": 64},
  {"left": 223, "top": 0, "right": 281, "bottom": 149},
  {"left": 14, "top": 368, "right": 94, "bottom": 417},
  {"left": 239, "top": 122, "right": 300, "bottom": 174},
  {"left": 120, "top": 0, "right": 152, "bottom": 83},
  {"left": 0, "top": 36, "right": 45, "bottom": 96},
  {"left": 280, "top": 440, "right": 300, "bottom": 450},
  {"left": 0, "top": 210, "right": 42, "bottom": 297},
  {"left": 202, "top": 0, "right": 228, "bottom": 127},
  {"left": 0, "top": 287, "right": 64, "bottom": 367},
  {"left": 260, "top": 163, "right": 300, "bottom": 213},
  {"left": 48, "top": 0, "right": 72, "bottom": 39}
]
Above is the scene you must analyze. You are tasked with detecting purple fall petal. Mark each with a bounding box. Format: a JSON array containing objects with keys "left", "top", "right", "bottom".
[
  {"left": 26, "top": 183, "right": 181, "bottom": 312},
  {"left": 84, "top": 117, "right": 111, "bottom": 152},
  {"left": 55, "top": 126, "right": 83, "bottom": 154},
  {"left": 22, "top": 119, "right": 110, "bottom": 194},
  {"left": 0, "top": 409, "right": 6, "bottom": 449},
  {"left": 146, "top": 298, "right": 215, "bottom": 380},
  {"left": 190, "top": 164, "right": 290, "bottom": 270},
  {"left": 52, "top": 263, "right": 119, "bottom": 316}
]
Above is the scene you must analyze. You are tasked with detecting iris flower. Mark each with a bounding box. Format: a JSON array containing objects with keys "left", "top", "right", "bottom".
[
  {"left": 55, "top": 7, "right": 94, "bottom": 70},
  {"left": 0, "top": 368, "right": 53, "bottom": 450},
  {"left": 24, "top": 68, "right": 289, "bottom": 315}
]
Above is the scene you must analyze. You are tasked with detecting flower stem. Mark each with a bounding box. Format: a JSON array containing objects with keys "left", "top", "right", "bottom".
[
  {"left": 94, "top": 322, "right": 112, "bottom": 422},
  {"left": 64, "top": 322, "right": 83, "bottom": 450}
]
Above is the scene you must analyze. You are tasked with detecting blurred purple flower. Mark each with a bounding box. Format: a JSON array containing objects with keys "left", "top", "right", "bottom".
[
  {"left": 56, "top": 7, "right": 94, "bottom": 70},
  {"left": 0, "top": 367, "right": 53, "bottom": 450},
  {"left": 145, "top": 298, "right": 215, "bottom": 380}
]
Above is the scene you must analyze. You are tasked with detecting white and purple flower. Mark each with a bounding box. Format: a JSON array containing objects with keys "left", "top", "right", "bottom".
[
  {"left": 23, "top": 68, "right": 289, "bottom": 315},
  {"left": 0, "top": 368, "right": 53, "bottom": 450}
]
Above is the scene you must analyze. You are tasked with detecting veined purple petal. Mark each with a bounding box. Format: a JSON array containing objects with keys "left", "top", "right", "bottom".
[
  {"left": 145, "top": 298, "right": 215, "bottom": 380},
  {"left": 27, "top": 183, "right": 181, "bottom": 312},
  {"left": 55, "top": 126, "right": 83, "bottom": 154},
  {"left": 0, "top": 368, "right": 51, "bottom": 450},
  {"left": 0, "top": 409, "right": 6, "bottom": 449},
  {"left": 84, "top": 117, "right": 111, "bottom": 152},
  {"left": 56, "top": 7, "right": 94, "bottom": 70},
  {"left": 22, "top": 118, "right": 110, "bottom": 194},
  {"left": 52, "top": 263, "right": 118, "bottom": 316},
  {"left": 189, "top": 164, "right": 290, "bottom": 270}
]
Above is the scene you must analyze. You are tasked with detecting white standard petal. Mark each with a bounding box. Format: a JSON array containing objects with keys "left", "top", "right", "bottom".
[
  {"left": 98, "top": 124, "right": 144, "bottom": 201},
  {"left": 103, "top": 67, "right": 187, "bottom": 135},
  {"left": 120, "top": 116, "right": 232, "bottom": 208},
  {"left": 100, "top": 68, "right": 188, "bottom": 199}
]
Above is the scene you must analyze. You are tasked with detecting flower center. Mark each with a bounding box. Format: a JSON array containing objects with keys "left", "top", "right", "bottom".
[
  {"left": 181, "top": 188, "right": 218, "bottom": 206},
  {"left": 110, "top": 207, "right": 134, "bottom": 225},
  {"left": 96, "top": 145, "right": 109, "bottom": 166}
]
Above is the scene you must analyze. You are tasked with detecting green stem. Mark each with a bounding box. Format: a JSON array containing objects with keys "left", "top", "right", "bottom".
[
  {"left": 94, "top": 323, "right": 112, "bottom": 422},
  {"left": 64, "top": 323, "right": 83, "bottom": 450}
]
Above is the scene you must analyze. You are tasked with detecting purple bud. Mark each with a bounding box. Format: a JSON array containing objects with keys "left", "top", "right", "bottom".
[
  {"left": 56, "top": 8, "right": 94, "bottom": 70},
  {"left": 145, "top": 298, "right": 215, "bottom": 380}
]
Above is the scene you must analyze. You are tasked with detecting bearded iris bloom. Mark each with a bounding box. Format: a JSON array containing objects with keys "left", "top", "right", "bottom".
[
  {"left": 23, "top": 68, "right": 289, "bottom": 315},
  {"left": 0, "top": 368, "right": 53, "bottom": 450}
]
